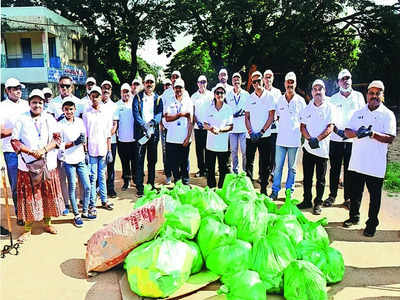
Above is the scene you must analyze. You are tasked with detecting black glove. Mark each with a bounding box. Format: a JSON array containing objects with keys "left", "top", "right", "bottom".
[
  {"left": 356, "top": 125, "right": 372, "bottom": 138},
  {"left": 233, "top": 109, "right": 244, "bottom": 118},
  {"left": 106, "top": 151, "right": 113, "bottom": 164},
  {"left": 73, "top": 133, "right": 85, "bottom": 146},
  {"left": 197, "top": 121, "right": 204, "bottom": 129},
  {"left": 56, "top": 114, "right": 65, "bottom": 121},
  {"left": 271, "top": 122, "right": 277, "bottom": 130},
  {"left": 85, "top": 152, "right": 90, "bottom": 165},
  {"left": 308, "top": 137, "right": 320, "bottom": 149},
  {"left": 336, "top": 129, "right": 348, "bottom": 140}
]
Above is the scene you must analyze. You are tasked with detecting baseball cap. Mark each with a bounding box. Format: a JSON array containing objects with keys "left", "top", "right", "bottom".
[
  {"left": 5, "top": 78, "right": 25, "bottom": 89},
  {"left": 174, "top": 78, "right": 185, "bottom": 88},
  {"left": 367, "top": 80, "right": 384, "bottom": 91},
  {"left": 214, "top": 83, "right": 226, "bottom": 93},
  {"left": 232, "top": 72, "right": 241, "bottom": 79},
  {"left": 144, "top": 74, "right": 156, "bottom": 82},
  {"left": 42, "top": 87, "right": 53, "bottom": 96},
  {"left": 263, "top": 69, "right": 273, "bottom": 77},
  {"left": 86, "top": 77, "right": 96, "bottom": 85},
  {"left": 219, "top": 68, "right": 228, "bottom": 75},
  {"left": 120, "top": 83, "right": 131, "bottom": 91},
  {"left": 312, "top": 79, "right": 325, "bottom": 89},
  {"left": 197, "top": 75, "right": 207, "bottom": 82},
  {"left": 285, "top": 72, "right": 296, "bottom": 82},
  {"left": 132, "top": 78, "right": 142, "bottom": 85},
  {"left": 338, "top": 69, "right": 351, "bottom": 80},
  {"left": 163, "top": 78, "right": 172, "bottom": 85},
  {"left": 89, "top": 85, "right": 102, "bottom": 95},
  {"left": 251, "top": 71, "right": 262, "bottom": 78},
  {"left": 29, "top": 89, "right": 45, "bottom": 100},
  {"left": 101, "top": 80, "right": 112, "bottom": 87},
  {"left": 171, "top": 70, "right": 181, "bottom": 78}
]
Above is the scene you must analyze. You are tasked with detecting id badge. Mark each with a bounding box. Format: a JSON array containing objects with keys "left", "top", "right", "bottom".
[{"left": 177, "top": 121, "right": 181, "bottom": 126}]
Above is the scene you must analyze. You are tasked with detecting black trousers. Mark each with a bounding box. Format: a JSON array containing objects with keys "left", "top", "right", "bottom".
[
  {"left": 246, "top": 137, "right": 273, "bottom": 192},
  {"left": 166, "top": 142, "right": 190, "bottom": 184},
  {"left": 302, "top": 148, "right": 328, "bottom": 205},
  {"left": 206, "top": 149, "right": 230, "bottom": 188},
  {"left": 349, "top": 170, "right": 383, "bottom": 228},
  {"left": 329, "top": 141, "right": 352, "bottom": 200},
  {"left": 260, "top": 133, "right": 277, "bottom": 178},
  {"left": 106, "top": 142, "right": 117, "bottom": 193},
  {"left": 136, "top": 135, "right": 158, "bottom": 193},
  {"left": 194, "top": 129, "right": 207, "bottom": 174},
  {"left": 117, "top": 141, "right": 137, "bottom": 183}
]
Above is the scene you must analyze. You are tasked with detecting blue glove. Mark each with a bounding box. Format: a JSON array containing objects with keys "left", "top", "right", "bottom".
[
  {"left": 250, "top": 132, "right": 261, "bottom": 142},
  {"left": 197, "top": 121, "right": 204, "bottom": 129},
  {"left": 336, "top": 129, "right": 348, "bottom": 140},
  {"left": 356, "top": 125, "right": 372, "bottom": 138},
  {"left": 73, "top": 133, "right": 85, "bottom": 146},
  {"left": 106, "top": 151, "right": 113, "bottom": 164},
  {"left": 85, "top": 152, "right": 90, "bottom": 165},
  {"left": 233, "top": 109, "right": 244, "bottom": 118},
  {"left": 271, "top": 122, "right": 277, "bottom": 130},
  {"left": 308, "top": 137, "right": 320, "bottom": 149},
  {"left": 56, "top": 114, "right": 65, "bottom": 121}
]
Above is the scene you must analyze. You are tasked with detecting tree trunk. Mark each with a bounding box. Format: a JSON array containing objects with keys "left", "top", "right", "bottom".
[{"left": 130, "top": 40, "right": 139, "bottom": 81}]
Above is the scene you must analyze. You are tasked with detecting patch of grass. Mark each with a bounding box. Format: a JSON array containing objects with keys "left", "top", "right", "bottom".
[{"left": 384, "top": 162, "right": 400, "bottom": 194}]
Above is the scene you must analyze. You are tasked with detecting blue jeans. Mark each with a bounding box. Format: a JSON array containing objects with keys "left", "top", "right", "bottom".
[
  {"left": 4, "top": 152, "right": 18, "bottom": 215},
  {"left": 229, "top": 132, "right": 246, "bottom": 174},
  {"left": 89, "top": 156, "right": 107, "bottom": 206},
  {"left": 272, "top": 145, "right": 299, "bottom": 195},
  {"left": 64, "top": 161, "right": 91, "bottom": 214}
]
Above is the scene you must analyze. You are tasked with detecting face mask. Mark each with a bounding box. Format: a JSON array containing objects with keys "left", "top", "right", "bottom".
[{"left": 340, "top": 86, "right": 352, "bottom": 93}]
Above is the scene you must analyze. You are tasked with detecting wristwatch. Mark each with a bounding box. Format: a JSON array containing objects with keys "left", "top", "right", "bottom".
[{"left": 261, "top": 129, "right": 266, "bottom": 134}]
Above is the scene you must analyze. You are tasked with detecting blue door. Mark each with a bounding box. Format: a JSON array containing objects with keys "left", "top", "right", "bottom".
[{"left": 21, "top": 38, "right": 32, "bottom": 60}]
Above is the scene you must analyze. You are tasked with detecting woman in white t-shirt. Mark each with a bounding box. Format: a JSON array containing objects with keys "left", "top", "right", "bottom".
[{"left": 204, "top": 84, "right": 233, "bottom": 188}]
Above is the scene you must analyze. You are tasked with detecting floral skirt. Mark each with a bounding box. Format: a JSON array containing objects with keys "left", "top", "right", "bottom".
[{"left": 17, "top": 169, "right": 65, "bottom": 223}]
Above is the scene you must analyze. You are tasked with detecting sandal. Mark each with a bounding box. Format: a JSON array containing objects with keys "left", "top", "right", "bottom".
[
  {"left": 44, "top": 225, "right": 58, "bottom": 234},
  {"left": 102, "top": 202, "right": 114, "bottom": 211},
  {"left": 18, "top": 231, "right": 31, "bottom": 243}
]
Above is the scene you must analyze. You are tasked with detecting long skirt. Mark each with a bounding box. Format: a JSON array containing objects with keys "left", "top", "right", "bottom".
[{"left": 17, "top": 169, "right": 65, "bottom": 223}]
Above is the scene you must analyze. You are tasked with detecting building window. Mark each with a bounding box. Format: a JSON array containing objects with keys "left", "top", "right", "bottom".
[
  {"left": 72, "top": 40, "right": 83, "bottom": 62},
  {"left": 21, "top": 38, "right": 32, "bottom": 59}
]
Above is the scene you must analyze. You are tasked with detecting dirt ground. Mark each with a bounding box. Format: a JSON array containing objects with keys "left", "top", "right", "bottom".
[{"left": 1, "top": 131, "right": 400, "bottom": 300}]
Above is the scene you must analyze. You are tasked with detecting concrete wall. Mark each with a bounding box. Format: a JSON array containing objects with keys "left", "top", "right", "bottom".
[{"left": 5, "top": 32, "right": 43, "bottom": 59}]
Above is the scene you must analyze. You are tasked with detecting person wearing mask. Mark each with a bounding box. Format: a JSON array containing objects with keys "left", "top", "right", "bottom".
[
  {"left": 342, "top": 80, "right": 396, "bottom": 237},
  {"left": 298, "top": 79, "right": 335, "bottom": 215},
  {"left": 133, "top": 74, "right": 163, "bottom": 196},
  {"left": 191, "top": 75, "right": 213, "bottom": 178},
  {"left": 165, "top": 79, "right": 194, "bottom": 184},
  {"left": 204, "top": 84, "right": 233, "bottom": 188},
  {"left": 226, "top": 72, "right": 249, "bottom": 174}
]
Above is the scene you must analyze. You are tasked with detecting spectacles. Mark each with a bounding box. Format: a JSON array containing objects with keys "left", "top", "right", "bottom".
[
  {"left": 171, "top": 75, "right": 179, "bottom": 79},
  {"left": 252, "top": 79, "right": 262, "bottom": 84},
  {"left": 174, "top": 86, "right": 183, "bottom": 89},
  {"left": 87, "top": 82, "right": 95, "bottom": 86},
  {"left": 60, "top": 84, "right": 71, "bottom": 89},
  {"left": 10, "top": 86, "right": 22, "bottom": 90},
  {"left": 215, "top": 91, "right": 225, "bottom": 96},
  {"left": 198, "top": 80, "right": 207, "bottom": 84},
  {"left": 145, "top": 80, "right": 154, "bottom": 84},
  {"left": 340, "top": 76, "right": 351, "bottom": 81},
  {"left": 102, "top": 86, "right": 111, "bottom": 90},
  {"left": 367, "top": 91, "right": 382, "bottom": 97},
  {"left": 133, "top": 83, "right": 140, "bottom": 86}
]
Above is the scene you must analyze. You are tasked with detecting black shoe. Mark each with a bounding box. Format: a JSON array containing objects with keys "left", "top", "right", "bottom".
[
  {"left": 297, "top": 201, "right": 312, "bottom": 209},
  {"left": 343, "top": 199, "right": 351, "bottom": 210},
  {"left": 323, "top": 196, "right": 335, "bottom": 207},
  {"left": 0, "top": 226, "right": 10, "bottom": 236},
  {"left": 108, "top": 191, "right": 117, "bottom": 198},
  {"left": 363, "top": 226, "right": 376, "bottom": 237},
  {"left": 17, "top": 220, "right": 25, "bottom": 226},
  {"left": 343, "top": 218, "right": 360, "bottom": 228},
  {"left": 136, "top": 190, "right": 144, "bottom": 197},
  {"left": 313, "top": 204, "right": 322, "bottom": 215},
  {"left": 121, "top": 182, "right": 129, "bottom": 191}
]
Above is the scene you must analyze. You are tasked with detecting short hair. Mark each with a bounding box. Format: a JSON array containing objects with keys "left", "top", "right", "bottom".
[
  {"left": 62, "top": 101, "right": 76, "bottom": 109},
  {"left": 59, "top": 76, "right": 73, "bottom": 83}
]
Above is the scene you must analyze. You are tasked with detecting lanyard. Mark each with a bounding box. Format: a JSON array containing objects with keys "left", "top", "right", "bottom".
[
  {"left": 33, "top": 118, "right": 42, "bottom": 138},
  {"left": 175, "top": 101, "right": 182, "bottom": 113},
  {"left": 233, "top": 94, "right": 240, "bottom": 106}
]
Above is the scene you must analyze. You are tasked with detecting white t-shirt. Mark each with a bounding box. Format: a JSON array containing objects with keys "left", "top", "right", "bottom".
[
  {"left": 0, "top": 98, "right": 30, "bottom": 152},
  {"left": 191, "top": 89, "right": 214, "bottom": 129},
  {"left": 102, "top": 99, "right": 119, "bottom": 144},
  {"left": 166, "top": 97, "right": 194, "bottom": 144},
  {"left": 276, "top": 94, "right": 307, "bottom": 147},
  {"left": 300, "top": 99, "right": 335, "bottom": 158},
  {"left": 162, "top": 87, "right": 190, "bottom": 129},
  {"left": 266, "top": 86, "right": 282, "bottom": 134},
  {"left": 348, "top": 104, "right": 397, "bottom": 178},
  {"left": 58, "top": 117, "right": 86, "bottom": 164},
  {"left": 245, "top": 89, "right": 276, "bottom": 138},
  {"left": 116, "top": 99, "right": 135, "bottom": 142},
  {"left": 226, "top": 88, "right": 249, "bottom": 133},
  {"left": 142, "top": 93, "right": 155, "bottom": 123},
  {"left": 47, "top": 94, "right": 84, "bottom": 119},
  {"left": 205, "top": 103, "right": 233, "bottom": 152},
  {"left": 330, "top": 90, "right": 365, "bottom": 143},
  {"left": 12, "top": 112, "right": 59, "bottom": 171},
  {"left": 82, "top": 106, "right": 112, "bottom": 157}
]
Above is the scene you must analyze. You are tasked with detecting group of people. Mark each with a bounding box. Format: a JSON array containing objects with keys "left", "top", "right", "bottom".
[{"left": 0, "top": 66, "right": 396, "bottom": 241}]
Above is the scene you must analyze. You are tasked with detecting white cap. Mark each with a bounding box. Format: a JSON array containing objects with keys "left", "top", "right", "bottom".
[
  {"left": 367, "top": 80, "right": 384, "bottom": 91},
  {"left": 174, "top": 78, "right": 185, "bottom": 88},
  {"left": 132, "top": 78, "right": 142, "bottom": 85},
  {"left": 214, "top": 83, "right": 226, "bottom": 93},
  {"left": 120, "top": 83, "right": 131, "bottom": 91},
  {"left": 219, "top": 68, "right": 228, "bottom": 75},
  {"left": 171, "top": 70, "right": 181, "bottom": 78},
  {"left": 312, "top": 79, "right": 325, "bottom": 89},
  {"left": 285, "top": 72, "right": 296, "bottom": 82},
  {"left": 101, "top": 80, "right": 112, "bottom": 87},
  {"left": 89, "top": 85, "right": 102, "bottom": 95},
  {"left": 263, "top": 69, "right": 273, "bottom": 76},
  {"left": 197, "top": 75, "right": 207, "bottom": 82},
  {"left": 144, "top": 74, "right": 156, "bottom": 82},
  {"left": 251, "top": 71, "right": 262, "bottom": 78},
  {"left": 338, "top": 69, "right": 351, "bottom": 80},
  {"left": 232, "top": 72, "right": 241, "bottom": 79},
  {"left": 42, "top": 87, "right": 53, "bottom": 95},
  {"left": 163, "top": 78, "right": 172, "bottom": 85},
  {"left": 86, "top": 77, "right": 96, "bottom": 84},
  {"left": 28, "top": 89, "right": 45, "bottom": 100},
  {"left": 5, "top": 78, "right": 25, "bottom": 89}
]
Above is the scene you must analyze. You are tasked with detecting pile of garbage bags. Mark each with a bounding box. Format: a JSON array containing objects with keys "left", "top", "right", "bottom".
[{"left": 124, "top": 173, "right": 345, "bottom": 299}]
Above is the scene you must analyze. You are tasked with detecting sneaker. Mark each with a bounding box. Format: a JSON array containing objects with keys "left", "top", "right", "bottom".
[
  {"left": 0, "top": 226, "right": 10, "bottom": 236},
  {"left": 363, "top": 226, "right": 376, "bottom": 237},
  {"left": 343, "top": 218, "right": 360, "bottom": 228},
  {"left": 323, "top": 196, "right": 335, "bottom": 207},
  {"left": 82, "top": 212, "right": 96, "bottom": 220},
  {"left": 313, "top": 205, "right": 322, "bottom": 215},
  {"left": 88, "top": 206, "right": 97, "bottom": 218},
  {"left": 297, "top": 201, "right": 312, "bottom": 209},
  {"left": 165, "top": 177, "right": 172, "bottom": 185},
  {"left": 121, "top": 181, "right": 129, "bottom": 191},
  {"left": 343, "top": 199, "right": 351, "bottom": 210},
  {"left": 102, "top": 202, "right": 114, "bottom": 210},
  {"left": 137, "top": 190, "right": 144, "bottom": 197},
  {"left": 269, "top": 193, "right": 278, "bottom": 201},
  {"left": 62, "top": 207, "right": 70, "bottom": 216},
  {"left": 74, "top": 215, "right": 83, "bottom": 228}
]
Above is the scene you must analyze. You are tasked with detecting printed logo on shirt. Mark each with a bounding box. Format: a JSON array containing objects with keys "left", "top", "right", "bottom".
[
  {"left": 357, "top": 115, "right": 364, "bottom": 119},
  {"left": 250, "top": 101, "right": 256, "bottom": 105}
]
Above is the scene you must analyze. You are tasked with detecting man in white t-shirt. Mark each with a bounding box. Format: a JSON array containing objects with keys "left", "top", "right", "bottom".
[
  {"left": 323, "top": 69, "right": 366, "bottom": 209},
  {"left": 212, "top": 68, "right": 234, "bottom": 93},
  {"left": 192, "top": 75, "right": 213, "bottom": 177},
  {"left": 342, "top": 80, "right": 396, "bottom": 237},
  {"left": 116, "top": 83, "right": 136, "bottom": 191},
  {"left": 298, "top": 79, "right": 335, "bottom": 215},
  {"left": 42, "top": 87, "right": 53, "bottom": 112},
  {"left": 165, "top": 79, "right": 194, "bottom": 184},
  {"left": 245, "top": 71, "right": 276, "bottom": 194},
  {"left": 270, "top": 72, "right": 306, "bottom": 200},
  {"left": 226, "top": 72, "right": 249, "bottom": 174},
  {"left": 80, "top": 77, "right": 97, "bottom": 111}
]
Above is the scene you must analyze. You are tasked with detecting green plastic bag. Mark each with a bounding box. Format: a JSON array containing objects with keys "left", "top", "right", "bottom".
[
  {"left": 257, "top": 192, "right": 278, "bottom": 214},
  {"left": 277, "top": 189, "right": 308, "bottom": 224},
  {"left": 184, "top": 240, "right": 204, "bottom": 274},
  {"left": 225, "top": 198, "right": 270, "bottom": 243},
  {"left": 134, "top": 186, "right": 180, "bottom": 214},
  {"left": 162, "top": 204, "right": 201, "bottom": 239},
  {"left": 169, "top": 180, "right": 191, "bottom": 202},
  {"left": 300, "top": 217, "right": 330, "bottom": 246},
  {"left": 297, "top": 240, "right": 345, "bottom": 283},
  {"left": 196, "top": 216, "right": 237, "bottom": 259},
  {"left": 270, "top": 214, "right": 303, "bottom": 247},
  {"left": 124, "top": 236, "right": 195, "bottom": 298},
  {"left": 133, "top": 184, "right": 158, "bottom": 207},
  {"left": 283, "top": 260, "right": 328, "bottom": 300},
  {"left": 206, "top": 239, "right": 252, "bottom": 275},
  {"left": 218, "top": 270, "right": 267, "bottom": 300},
  {"left": 220, "top": 172, "right": 256, "bottom": 204},
  {"left": 250, "top": 231, "right": 297, "bottom": 293}
]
